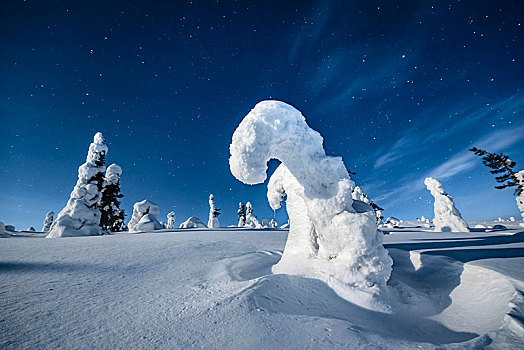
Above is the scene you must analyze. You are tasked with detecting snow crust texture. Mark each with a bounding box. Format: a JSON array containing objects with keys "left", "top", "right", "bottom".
[
  {"left": 46, "top": 132, "right": 108, "bottom": 238},
  {"left": 425, "top": 177, "right": 470, "bottom": 232},
  {"left": 229, "top": 100, "right": 392, "bottom": 301},
  {"left": 127, "top": 200, "right": 163, "bottom": 232}
]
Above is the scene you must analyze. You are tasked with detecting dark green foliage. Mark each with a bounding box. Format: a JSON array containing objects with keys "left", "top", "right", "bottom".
[
  {"left": 469, "top": 147, "right": 523, "bottom": 196},
  {"left": 369, "top": 201, "right": 384, "bottom": 212},
  {"left": 98, "top": 182, "right": 126, "bottom": 233}
]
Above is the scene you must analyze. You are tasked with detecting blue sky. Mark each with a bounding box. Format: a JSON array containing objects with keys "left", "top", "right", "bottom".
[{"left": 1, "top": 0, "right": 523, "bottom": 230}]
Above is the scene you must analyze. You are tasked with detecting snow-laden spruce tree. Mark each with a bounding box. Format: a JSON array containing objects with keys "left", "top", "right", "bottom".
[
  {"left": 98, "top": 164, "right": 126, "bottom": 233},
  {"left": 470, "top": 147, "right": 524, "bottom": 221},
  {"left": 46, "top": 132, "right": 108, "bottom": 238},
  {"left": 207, "top": 194, "right": 220, "bottom": 228},
  {"left": 244, "top": 201, "right": 262, "bottom": 228},
  {"left": 424, "top": 177, "right": 469, "bottom": 232},
  {"left": 166, "top": 211, "right": 176, "bottom": 229},
  {"left": 237, "top": 202, "right": 246, "bottom": 227},
  {"left": 127, "top": 200, "right": 163, "bottom": 232},
  {"left": 41, "top": 211, "right": 54, "bottom": 232},
  {"left": 229, "top": 100, "right": 392, "bottom": 303}
]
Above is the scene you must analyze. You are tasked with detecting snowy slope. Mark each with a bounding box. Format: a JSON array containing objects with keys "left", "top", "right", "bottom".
[{"left": 1, "top": 225, "right": 523, "bottom": 349}]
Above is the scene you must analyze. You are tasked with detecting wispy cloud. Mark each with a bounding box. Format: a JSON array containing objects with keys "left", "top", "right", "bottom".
[
  {"left": 372, "top": 92, "right": 524, "bottom": 169},
  {"left": 373, "top": 124, "right": 524, "bottom": 207}
]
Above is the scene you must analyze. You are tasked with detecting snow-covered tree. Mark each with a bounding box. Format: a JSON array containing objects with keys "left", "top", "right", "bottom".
[
  {"left": 98, "top": 164, "right": 126, "bottom": 233},
  {"left": 127, "top": 200, "right": 163, "bottom": 232},
  {"left": 229, "top": 100, "right": 392, "bottom": 304},
  {"left": 237, "top": 202, "right": 246, "bottom": 227},
  {"left": 424, "top": 177, "right": 469, "bottom": 232},
  {"left": 179, "top": 216, "right": 207, "bottom": 228},
  {"left": 42, "top": 211, "right": 54, "bottom": 232},
  {"left": 470, "top": 147, "right": 524, "bottom": 220},
  {"left": 47, "top": 132, "right": 108, "bottom": 238},
  {"left": 166, "top": 211, "right": 176, "bottom": 229},
  {"left": 207, "top": 194, "right": 220, "bottom": 228},
  {"left": 244, "top": 201, "right": 262, "bottom": 228}
]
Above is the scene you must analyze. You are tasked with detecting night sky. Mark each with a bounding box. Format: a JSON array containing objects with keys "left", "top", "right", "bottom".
[{"left": 1, "top": 0, "right": 523, "bottom": 230}]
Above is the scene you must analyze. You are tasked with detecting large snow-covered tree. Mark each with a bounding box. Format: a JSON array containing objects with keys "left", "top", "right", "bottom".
[
  {"left": 41, "top": 211, "right": 54, "bottom": 232},
  {"left": 46, "top": 132, "right": 108, "bottom": 238},
  {"left": 97, "top": 163, "right": 126, "bottom": 233},
  {"left": 229, "top": 100, "right": 392, "bottom": 305},
  {"left": 470, "top": 147, "right": 524, "bottom": 220},
  {"left": 207, "top": 194, "right": 220, "bottom": 228},
  {"left": 424, "top": 177, "right": 469, "bottom": 232}
]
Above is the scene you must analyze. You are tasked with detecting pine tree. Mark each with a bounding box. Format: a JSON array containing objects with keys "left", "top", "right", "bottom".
[
  {"left": 469, "top": 147, "right": 523, "bottom": 196},
  {"left": 98, "top": 164, "right": 126, "bottom": 233}
]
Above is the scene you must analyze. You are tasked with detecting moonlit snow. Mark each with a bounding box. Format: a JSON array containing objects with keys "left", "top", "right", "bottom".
[
  {"left": 425, "top": 177, "right": 470, "bottom": 232},
  {"left": 229, "top": 100, "right": 392, "bottom": 304},
  {"left": 127, "top": 199, "right": 163, "bottom": 232},
  {"left": 46, "top": 132, "right": 108, "bottom": 238}
]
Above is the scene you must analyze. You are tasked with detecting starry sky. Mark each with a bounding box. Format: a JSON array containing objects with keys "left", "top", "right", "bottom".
[{"left": 1, "top": 0, "right": 523, "bottom": 230}]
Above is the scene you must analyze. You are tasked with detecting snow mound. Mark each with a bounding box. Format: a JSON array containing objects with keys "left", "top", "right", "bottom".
[
  {"left": 425, "top": 177, "right": 470, "bottom": 232},
  {"left": 127, "top": 200, "right": 163, "bottom": 232},
  {"left": 47, "top": 132, "right": 108, "bottom": 238},
  {"left": 179, "top": 216, "right": 207, "bottom": 228},
  {"left": 229, "top": 100, "right": 392, "bottom": 305}
]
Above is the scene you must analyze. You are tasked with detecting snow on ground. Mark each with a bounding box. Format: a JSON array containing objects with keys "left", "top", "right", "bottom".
[{"left": 1, "top": 224, "right": 523, "bottom": 349}]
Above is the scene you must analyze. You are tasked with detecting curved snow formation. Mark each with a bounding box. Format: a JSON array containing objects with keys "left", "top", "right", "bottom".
[
  {"left": 46, "top": 132, "right": 108, "bottom": 238},
  {"left": 425, "top": 177, "right": 469, "bottom": 232},
  {"left": 229, "top": 100, "right": 392, "bottom": 300},
  {"left": 128, "top": 200, "right": 163, "bottom": 232}
]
